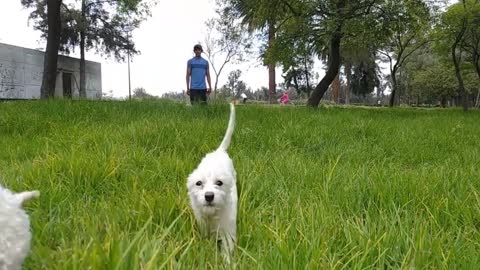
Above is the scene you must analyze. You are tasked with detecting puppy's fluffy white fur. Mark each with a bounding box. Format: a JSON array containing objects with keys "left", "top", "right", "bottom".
[
  {"left": 0, "top": 185, "right": 39, "bottom": 270},
  {"left": 187, "top": 103, "right": 237, "bottom": 258}
]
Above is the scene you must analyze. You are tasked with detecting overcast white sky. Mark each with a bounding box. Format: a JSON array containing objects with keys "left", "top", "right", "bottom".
[{"left": 0, "top": 0, "right": 285, "bottom": 98}]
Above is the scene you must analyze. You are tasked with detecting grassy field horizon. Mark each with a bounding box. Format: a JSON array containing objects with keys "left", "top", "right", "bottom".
[{"left": 1, "top": 100, "right": 479, "bottom": 269}]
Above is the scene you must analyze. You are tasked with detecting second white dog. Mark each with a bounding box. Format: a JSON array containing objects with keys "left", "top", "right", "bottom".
[
  {"left": 187, "top": 103, "right": 237, "bottom": 259},
  {"left": 0, "top": 185, "right": 39, "bottom": 270}
]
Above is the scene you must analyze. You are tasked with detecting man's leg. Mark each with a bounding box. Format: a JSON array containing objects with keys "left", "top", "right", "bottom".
[
  {"left": 190, "top": 90, "right": 207, "bottom": 105},
  {"left": 190, "top": 90, "right": 200, "bottom": 105},
  {"left": 199, "top": 90, "right": 207, "bottom": 105}
]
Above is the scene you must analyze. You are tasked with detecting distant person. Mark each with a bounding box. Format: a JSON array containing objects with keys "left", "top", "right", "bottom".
[
  {"left": 280, "top": 92, "right": 290, "bottom": 105},
  {"left": 241, "top": 93, "right": 248, "bottom": 104},
  {"left": 186, "top": 44, "right": 212, "bottom": 105}
]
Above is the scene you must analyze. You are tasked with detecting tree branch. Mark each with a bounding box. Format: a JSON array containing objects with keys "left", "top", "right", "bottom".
[
  {"left": 86, "top": 0, "right": 118, "bottom": 10},
  {"left": 397, "top": 39, "right": 431, "bottom": 68}
]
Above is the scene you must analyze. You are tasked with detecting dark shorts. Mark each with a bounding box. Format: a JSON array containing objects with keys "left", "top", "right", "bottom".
[{"left": 190, "top": 89, "right": 207, "bottom": 105}]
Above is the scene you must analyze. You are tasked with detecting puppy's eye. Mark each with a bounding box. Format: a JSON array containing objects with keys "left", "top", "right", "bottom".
[
  {"left": 216, "top": 180, "right": 223, "bottom": 186},
  {"left": 196, "top": 181, "right": 202, "bottom": 186}
]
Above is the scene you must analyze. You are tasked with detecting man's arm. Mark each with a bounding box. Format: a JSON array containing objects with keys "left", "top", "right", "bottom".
[
  {"left": 186, "top": 66, "right": 191, "bottom": 95},
  {"left": 206, "top": 67, "right": 212, "bottom": 94}
]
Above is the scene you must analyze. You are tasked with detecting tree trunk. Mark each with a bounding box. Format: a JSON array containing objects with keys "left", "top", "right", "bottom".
[
  {"left": 293, "top": 74, "right": 299, "bottom": 93},
  {"left": 304, "top": 56, "right": 311, "bottom": 98},
  {"left": 453, "top": 52, "right": 468, "bottom": 111},
  {"left": 79, "top": 35, "right": 86, "bottom": 98},
  {"left": 441, "top": 96, "right": 447, "bottom": 108},
  {"left": 475, "top": 89, "right": 480, "bottom": 108},
  {"left": 267, "top": 20, "right": 276, "bottom": 103},
  {"left": 389, "top": 72, "right": 398, "bottom": 107},
  {"left": 40, "top": 0, "right": 62, "bottom": 99},
  {"left": 212, "top": 63, "right": 223, "bottom": 98},
  {"left": 307, "top": 30, "right": 342, "bottom": 107},
  {"left": 214, "top": 78, "right": 219, "bottom": 98},
  {"left": 79, "top": 0, "right": 86, "bottom": 98},
  {"left": 452, "top": 26, "right": 468, "bottom": 111},
  {"left": 344, "top": 61, "right": 351, "bottom": 105},
  {"left": 473, "top": 52, "right": 480, "bottom": 81},
  {"left": 332, "top": 73, "right": 340, "bottom": 103},
  {"left": 471, "top": 48, "right": 479, "bottom": 107}
]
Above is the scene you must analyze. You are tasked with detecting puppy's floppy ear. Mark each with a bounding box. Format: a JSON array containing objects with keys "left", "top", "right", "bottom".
[{"left": 16, "top": 190, "right": 40, "bottom": 206}]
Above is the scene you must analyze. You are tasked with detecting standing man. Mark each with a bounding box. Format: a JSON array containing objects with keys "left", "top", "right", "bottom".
[{"left": 186, "top": 44, "right": 212, "bottom": 105}]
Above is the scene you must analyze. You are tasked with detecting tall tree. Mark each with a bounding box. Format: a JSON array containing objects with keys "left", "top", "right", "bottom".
[
  {"left": 435, "top": 0, "right": 476, "bottom": 111},
  {"left": 410, "top": 64, "right": 457, "bottom": 106},
  {"left": 224, "top": 69, "right": 243, "bottom": 97},
  {"left": 274, "top": 17, "right": 315, "bottom": 98},
  {"left": 377, "top": 0, "right": 433, "bottom": 107},
  {"left": 342, "top": 34, "right": 382, "bottom": 104},
  {"left": 259, "top": 0, "right": 393, "bottom": 107},
  {"left": 224, "top": 0, "right": 290, "bottom": 102},
  {"left": 350, "top": 51, "right": 380, "bottom": 97},
  {"left": 203, "top": 1, "right": 252, "bottom": 97},
  {"left": 291, "top": 0, "right": 442, "bottom": 107},
  {"left": 22, "top": 0, "right": 63, "bottom": 98},
  {"left": 459, "top": 0, "right": 480, "bottom": 80},
  {"left": 304, "top": 0, "right": 385, "bottom": 107}
]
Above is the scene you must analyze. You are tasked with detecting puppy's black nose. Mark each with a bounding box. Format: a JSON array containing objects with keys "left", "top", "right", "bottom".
[{"left": 205, "top": 192, "right": 214, "bottom": 202}]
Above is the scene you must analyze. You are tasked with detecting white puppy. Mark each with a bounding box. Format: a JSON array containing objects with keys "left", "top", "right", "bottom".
[
  {"left": 0, "top": 185, "right": 39, "bottom": 270},
  {"left": 187, "top": 103, "right": 237, "bottom": 259}
]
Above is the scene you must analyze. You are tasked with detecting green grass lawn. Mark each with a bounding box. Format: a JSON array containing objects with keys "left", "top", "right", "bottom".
[{"left": 1, "top": 100, "right": 479, "bottom": 269}]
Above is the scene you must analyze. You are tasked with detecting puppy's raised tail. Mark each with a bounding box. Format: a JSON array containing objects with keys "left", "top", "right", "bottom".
[
  {"left": 16, "top": 190, "right": 40, "bottom": 206},
  {"left": 218, "top": 103, "right": 235, "bottom": 152}
]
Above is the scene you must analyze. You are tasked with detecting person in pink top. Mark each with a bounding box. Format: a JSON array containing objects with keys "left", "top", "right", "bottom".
[{"left": 280, "top": 92, "right": 290, "bottom": 105}]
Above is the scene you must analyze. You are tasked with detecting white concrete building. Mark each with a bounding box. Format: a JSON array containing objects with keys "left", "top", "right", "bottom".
[{"left": 0, "top": 42, "right": 102, "bottom": 99}]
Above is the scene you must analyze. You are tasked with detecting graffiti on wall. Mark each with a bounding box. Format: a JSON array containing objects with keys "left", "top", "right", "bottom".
[
  {"left": 0, "top": 62, "right": 24, "bottom": 85},
  {"left": 25, "top": 69, "right": 43, "bottom": 85},
  {"left": 0, "top": 61, "right": 43, "bottom": 99},
  {"left": 0, "top": 61, "right": 25, "bottom": 98},
  {"left": 0, "top": 84, "right": 26, "bottom": 98}
]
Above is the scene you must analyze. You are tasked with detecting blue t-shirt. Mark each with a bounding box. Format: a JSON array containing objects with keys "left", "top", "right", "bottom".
[{"left": 187, "top": 56, "right": 209, "bottom": 90}]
